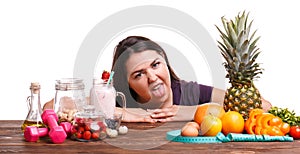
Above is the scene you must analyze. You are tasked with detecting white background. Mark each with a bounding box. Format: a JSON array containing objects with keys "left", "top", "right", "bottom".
[{"left": 1, "top": 0, "right": 299, "bottom": 120}]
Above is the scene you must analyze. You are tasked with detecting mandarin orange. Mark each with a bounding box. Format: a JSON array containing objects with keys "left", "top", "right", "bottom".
[{"left": 221, "top": 111, "right": 245, "bottom": 135}]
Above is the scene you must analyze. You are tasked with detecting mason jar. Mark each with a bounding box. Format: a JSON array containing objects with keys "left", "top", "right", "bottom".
[
  {"left": 71, "top": 105, "right": 107, "bottom": 141},
  {"left": 54, "top": 78, "right": 86, "bottom": 123}
]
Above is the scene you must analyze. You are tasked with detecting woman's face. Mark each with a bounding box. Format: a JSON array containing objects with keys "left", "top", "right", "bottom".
[{"left": 126, "top": 50, "right": 172, "bottom": 108}]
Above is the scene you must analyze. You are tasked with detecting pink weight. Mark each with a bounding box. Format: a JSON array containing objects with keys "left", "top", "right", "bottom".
[
  {"left": 41, "top": 109, "right": 67, "bottom": 144},
  {"left": 41, "top": 109, "right": 58, "bottom": 127},
  {"left": 60, "top": 122, "right": 71, "bottom": 137},
  {"left": 24, "top": 126, "right": 48, "bottom": 142}
]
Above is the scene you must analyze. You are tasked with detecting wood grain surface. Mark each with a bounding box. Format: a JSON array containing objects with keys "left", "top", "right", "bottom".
[{"left": 0, "top": 120, "right": 299, "bottom": 153}]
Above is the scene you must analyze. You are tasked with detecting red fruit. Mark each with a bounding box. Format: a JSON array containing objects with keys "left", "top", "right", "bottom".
[
  {"left": 290, "top": 125, "right": 300, "bottom": 139},
  {"left": 101, "top": 71, "right": 110, "bottom": 81},
  {"left": 84, "top": 125, "right": 91, "bottom": 131},
  {"left": 71, "top": 125, "right": 77, "bottom": 134},
  {"left": 76, "top": 132, "right": 82, "bottom": 139},
  {"left": 75, "top": 118, "right": 84, "bottom": 125},
  {"left": 78, "top": 126, "right": 85, "bottom": 133},
  {"left": 92, "top": 132, "right": 99, "bottom": 139},
  {"left": 83, "top": 131, "right": 92, "bottom": 140}
]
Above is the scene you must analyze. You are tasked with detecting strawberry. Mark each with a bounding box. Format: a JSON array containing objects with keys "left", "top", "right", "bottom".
[{"left": 101, "top": 70, "right": 110, "bottom": 81}]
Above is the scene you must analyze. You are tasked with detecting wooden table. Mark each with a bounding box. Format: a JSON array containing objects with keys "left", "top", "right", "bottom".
[{"left": 1, "top": 120, "right": 299, "bottom": 153}]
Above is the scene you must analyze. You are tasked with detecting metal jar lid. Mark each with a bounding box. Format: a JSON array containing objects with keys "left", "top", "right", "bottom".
[{"left": 55, "top": 78, "right": 84, "bottom": 91}]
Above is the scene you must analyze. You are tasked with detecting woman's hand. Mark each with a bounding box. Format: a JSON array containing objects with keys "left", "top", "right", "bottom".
[
  {"left": 261, "top": 97, "right": 272, "bottom": 112},
  {"left": 116, "top": 107, "right": 157, "bottom": 123},
  {"left": 147, "top": 105, "right": 179, "bottom": 122}
]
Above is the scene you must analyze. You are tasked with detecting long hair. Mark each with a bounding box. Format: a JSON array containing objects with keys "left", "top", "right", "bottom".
[{"left": 111, "top": 36, "right": 179, "bottom": 107}]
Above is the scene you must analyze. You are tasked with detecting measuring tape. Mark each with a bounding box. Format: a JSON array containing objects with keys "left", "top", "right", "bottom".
[{"left": 166, "top": 130, "right": 293, "bottom": 143}]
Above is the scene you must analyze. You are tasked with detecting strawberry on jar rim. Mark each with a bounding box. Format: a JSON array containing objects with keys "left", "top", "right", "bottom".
[{"left": 101, "top": 70, "right": 110, "bottom": 81}]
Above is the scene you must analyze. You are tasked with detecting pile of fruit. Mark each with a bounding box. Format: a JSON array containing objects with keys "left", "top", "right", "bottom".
[
  {"left": 180, "top": 103, "right": 300, "bottom": 140},
  {"left": 70, "top": 117, "right": 107, "bottom": 141},
  {"left": 180, "top": 11, "right": 298, "bottom": 141}
]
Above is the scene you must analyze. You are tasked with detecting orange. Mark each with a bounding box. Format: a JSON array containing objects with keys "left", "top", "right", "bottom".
[
  {"left": 221, "top": 111, "right": 245, "bottom": 135},
  {"left": 193, "top": 103, "right": 225, "bottom": 125}
]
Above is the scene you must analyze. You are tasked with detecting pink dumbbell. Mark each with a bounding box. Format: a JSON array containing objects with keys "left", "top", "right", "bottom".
[
  {"left": 60, "top": 122, "right": 71, "bottom": 137},
  {"left": 24, "top": 126, "right": 48, "bottom": 142},
  {"left": 41, "top": 109, "right": 67, "bottom": 144}
]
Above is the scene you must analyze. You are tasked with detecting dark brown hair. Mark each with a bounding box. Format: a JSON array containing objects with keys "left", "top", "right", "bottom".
[{"left": 111, "top": 36, "right": 179, "bottom": 107}]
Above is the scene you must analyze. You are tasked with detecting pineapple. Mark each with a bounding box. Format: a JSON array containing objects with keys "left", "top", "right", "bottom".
[{"left": 216, "top": 11, "right": 263, "bottom": 120}]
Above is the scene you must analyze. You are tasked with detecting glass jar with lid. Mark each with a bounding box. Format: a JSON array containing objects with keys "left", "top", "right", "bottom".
[
  {"left": 54, "top": 78, "right": 86, "bottom": 123},
  {"left": 71, "top": 105, "right": 107, "bottom": 141}
]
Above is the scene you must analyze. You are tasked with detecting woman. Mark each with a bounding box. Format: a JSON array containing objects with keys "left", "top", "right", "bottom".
[
  {"left": 43, "top": 36, "right": 271, "bottom": 123},
  {"left": 112, "top": 36, "right": 271, "bottom": 123}
]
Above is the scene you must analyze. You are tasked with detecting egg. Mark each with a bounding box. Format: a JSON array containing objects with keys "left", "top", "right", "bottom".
[
  {"left": 185, "top": 122, "right": 200, "bottom": 130},
  {"left": 181, "top": 123, "right": 199, "bottom": 137}
]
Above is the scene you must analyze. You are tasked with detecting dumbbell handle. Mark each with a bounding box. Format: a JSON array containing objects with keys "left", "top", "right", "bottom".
[
  {"left": 24, "top": 126, "right": 48, "bottom": 142},
  {"left": 46, "top": 115, "right": 59, "bottom": 129}
]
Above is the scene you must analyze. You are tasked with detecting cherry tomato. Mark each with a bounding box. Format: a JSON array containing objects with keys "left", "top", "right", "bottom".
[
  {"left": 289, "top": 125, "right": 300, "bottom": 139},
  {"left": 76, "top": 132, "right": 82, "bottom": 139},
  {"left": 84, "top": 125, "right": 91, "bottom": 131},
  {"left": 83, "top": 131, "right": 91, "bottom": 140},
  {"left": 78, "top": 126, "right": 85, "bottom": 133},
  {"left": 71, "top": 125, "right": 77, "bottom": 134},
  {"left": 92, "top": 132, "right": 99, "bottom": 139}
]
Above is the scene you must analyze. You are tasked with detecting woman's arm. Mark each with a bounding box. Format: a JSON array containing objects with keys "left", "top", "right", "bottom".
[
  {"left": 210, "top": 87, "right": 272, "bottom": 111},
  {"left": 43, "top": 99, "right": 54, "bottom": 110},
  {"left": 210, "top": 87, "right": 225, "bottom": 105}
]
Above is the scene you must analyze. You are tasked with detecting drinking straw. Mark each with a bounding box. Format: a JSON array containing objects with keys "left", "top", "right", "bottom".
[{"left": 106, "top": 71, "right": 114, "bottom": 86}]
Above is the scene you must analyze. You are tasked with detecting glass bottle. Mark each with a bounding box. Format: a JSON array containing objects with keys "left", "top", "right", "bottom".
[
  {"left": 54, "top": 78, "right": 86, "bottom": 123},
  {"left": 21, "top": 82, "right": 45, "bottom": 131}
]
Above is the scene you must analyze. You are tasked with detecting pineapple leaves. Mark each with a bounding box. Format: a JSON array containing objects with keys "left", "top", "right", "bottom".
[
  {"left": 227, "top": 20, "right": 238, "bottom": 47},
  {"left": 237, "top": 11, "right": 246, "bottom": 35},
  {"left": 216, "top": 11, "right": 263, "bottom": 83}
]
